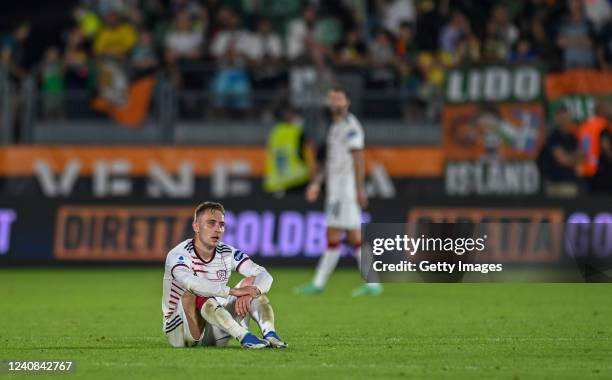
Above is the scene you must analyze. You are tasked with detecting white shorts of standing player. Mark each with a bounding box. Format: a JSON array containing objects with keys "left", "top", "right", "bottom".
[{"left": 325, "top": 199, "right": 361, "bottom": 230}]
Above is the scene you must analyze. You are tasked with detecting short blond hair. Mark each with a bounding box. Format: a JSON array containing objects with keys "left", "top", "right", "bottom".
[{"left": 194, "top": 201, "right": 225, "bottom": 220}]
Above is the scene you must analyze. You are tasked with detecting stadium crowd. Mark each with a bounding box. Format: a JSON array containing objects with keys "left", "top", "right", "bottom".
[{"left": 1, "top": 0, "right": 611, "bottom": 122}]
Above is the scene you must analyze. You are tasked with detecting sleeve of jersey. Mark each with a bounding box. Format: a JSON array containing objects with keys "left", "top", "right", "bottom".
[
  {"left": 231, "top": 249, "right": 273, "bottom": 294},
  {"left": 171, "top": 264, "right": 231, "bottom": 298},
  {"left": 235, "top": 256, "right": 273, "bottom": 294},
  {"left": 346, "top": 125, "right": 364, "bottom": 151}
]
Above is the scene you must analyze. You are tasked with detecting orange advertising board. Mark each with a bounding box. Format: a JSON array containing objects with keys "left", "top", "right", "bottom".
[
  {"left": 54, "top": 206, "right": 195, "bottom": 260},
  {"left": 0, "top": 145, "right": 444, "bottom": 177},
  {"left": 407, "top": 207, "right": 564, "bottom": 263}
]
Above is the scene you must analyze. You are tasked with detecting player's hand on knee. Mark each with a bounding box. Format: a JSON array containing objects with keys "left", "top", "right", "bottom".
[
  {"left": 230, "top": 285, "right": 260, "bottom": 298},
  {"left": 235, "top": 295, "right": 253, "bottom": 318}
]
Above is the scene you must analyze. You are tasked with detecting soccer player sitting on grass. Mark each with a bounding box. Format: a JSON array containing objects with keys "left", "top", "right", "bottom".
[{"left": 161, "top": 201, "right": 288, "bottom": 349}]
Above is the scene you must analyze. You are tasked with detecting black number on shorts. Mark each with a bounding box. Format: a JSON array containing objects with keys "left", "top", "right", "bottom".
[{"left": 329, "top": 202, "right": 341, "bottom": 218}]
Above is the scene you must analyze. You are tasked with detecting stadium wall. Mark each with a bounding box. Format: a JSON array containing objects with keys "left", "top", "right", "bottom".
[{"left": 1, "top": 196, "right": 611, "bottom": 266}]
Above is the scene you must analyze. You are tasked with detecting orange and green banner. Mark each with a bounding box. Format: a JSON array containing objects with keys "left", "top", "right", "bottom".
[
  {"left": 443, "top": 64, "right": 546, "bottom": 160},
  {"left": 545, "top": 70, "right": 612, "bottom": 122}
]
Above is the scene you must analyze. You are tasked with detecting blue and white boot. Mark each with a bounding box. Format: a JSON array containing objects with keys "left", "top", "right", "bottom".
[
  {"left": 263, "top": 331, "right": 288, "bottom": 348},
  {"left": 240, "top": 332, "right": 270, "bottom": 349}
]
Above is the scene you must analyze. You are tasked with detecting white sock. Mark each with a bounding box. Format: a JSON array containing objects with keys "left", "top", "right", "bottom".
[
  {"left": 313, "top": 244, "right": 340, "bottom": 289},
  {"left": 354, "top": 242, "right": 381, "bottom": 287},
  {"left": 249, "top": 295, "right": 275, "bottom": 336},
  {"left": 201, "top": 298, "right": 249, "bottom": 341}
]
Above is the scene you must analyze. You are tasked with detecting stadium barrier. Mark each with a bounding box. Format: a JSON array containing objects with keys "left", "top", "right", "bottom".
[{"left": 1, "top": 195, "right": 611, "bottom": 266}]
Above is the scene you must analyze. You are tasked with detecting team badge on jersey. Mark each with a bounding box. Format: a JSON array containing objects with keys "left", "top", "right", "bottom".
[{"left": 216, "top": 270, "right": 227, "bottom": 280}]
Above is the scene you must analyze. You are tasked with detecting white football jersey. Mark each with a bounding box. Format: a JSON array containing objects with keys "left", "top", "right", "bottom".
[
  {"left": 326, "top": 113, "right": 365, "bottom": 201},
  {"left": 161, "top": 239, "right": 269, "bottom": 319}
]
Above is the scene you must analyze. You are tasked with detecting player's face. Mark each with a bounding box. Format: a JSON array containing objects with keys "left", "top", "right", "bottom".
[
  {"left": 327, "top": 91, "right": 349, "bottom": 117},
  {"left": 193, "top": 209, "right": 225, "bottom": 249}
]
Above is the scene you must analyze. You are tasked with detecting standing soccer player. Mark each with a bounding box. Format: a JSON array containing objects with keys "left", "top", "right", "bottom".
[
  {"left": 297, "top": 87, "right": 382, "bottom": 296},
  {"left": 162, "top": 201, "right": 288, "bottom": 349}
]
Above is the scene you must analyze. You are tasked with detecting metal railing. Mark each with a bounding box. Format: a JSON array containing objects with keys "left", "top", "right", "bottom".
[{"left": 14, "top": 63, "right": 439, "bottom": 145}]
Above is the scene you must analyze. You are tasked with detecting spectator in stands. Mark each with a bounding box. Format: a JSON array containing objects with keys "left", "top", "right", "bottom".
[
  {"left": 164, "top": 11, "right": 203, "bottom": 61},
  {"left": 210, "top": 9, "right": 251, "bottom": 60},
  {"left": 556, "top": 0, "right": 597, "bottom": 69},
  {"left": 247, "top": 17, "right": 284, "bottom": 85},
  {"left": 0, "top": 45, "right": 26, "bottom": 141},
  {"left": 40, "top": 47, "right": 65, "bottom": 119},
  {"left": 368, "top": 29, "right": 396, "bottom": 88},
  {"left": 417, "top": 50, "right": 452, "bottom": 121},
  {"left": 394, "top": 22, "right": 421, "bottom": 121},
  {"left": 93, "top": 12, "right": 137, "bottom": 59},
  {"left": 394, "top": 22, "right": 418, "bottom": 61},
  {"left": 453, "top": 32, "right": 481, "bottom": 64},
  {"left": 93, "top": 11, "right": 137, "bottom": 106},
  {"left": 517, "top": 0, "right": 564, "bottom": 37},
  {"left": 0, "top": 44, "right": 26, "bottom": 85},
  {"left": 247, "top": 17, "right": 286, "bottom": 119},
  {"left": 0, "top": 22, "right": 30, "bottom": 73},
  {"left": 334, "top": 28, "right": 367, "bottom": 68},
  {"left": 210, "top": 10, "right": 252, "bottom": 116},
  {"left": 73, "top": 6, "right": 102, "bottom": 39},
  {"left": 439, "top": 11, "right": 470, "bottom": 56},
  {"left": 63, "top": 29, "right": 90, "bottom": 91},
  {"left": 415, "top": 0, "right": 448, "bottom": 52},
  {"left": 286, "top": 4, "right": 329, "bottom": 63},
  {"left": 582, "top": 0, "right": 612, "bottom": 32},
  {"left": 378, "top": 0, "right": 417, "bottom": 36},
  {"left": 131, "top": 30, "right": 158, "bottom": 78},
  {"left": 482, "top": 4, "right": 519, "bottom": 62},
  {"left": 170, "top": 0, "right": 207, "bottom": 20},
  {"left": 164, "top": 11, "right": 204, "bottom": 86},
  {"left": 510, "top": 38, "right": 537, "bottom": 63},
  {"left": 203, "top": 0, "right": 226, "bottom": 39},
  {"left": 537, "top": 106, "right": 582, "bottom": 197},
  {"left": 529, "top": 13, "right": 561, "bottom": 70}
]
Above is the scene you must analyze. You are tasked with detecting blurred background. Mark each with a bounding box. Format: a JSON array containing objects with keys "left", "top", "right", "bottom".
[{"left": 1, "top": 0, "right": 611, "bottom": 266}]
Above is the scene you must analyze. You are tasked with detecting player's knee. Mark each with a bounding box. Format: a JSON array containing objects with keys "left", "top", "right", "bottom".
[
  {"left": 201, "top": 298, "right": 221, "bottom": 317},
  {"left": 251, "top": 294, "right": 271, "bottom": 308}
]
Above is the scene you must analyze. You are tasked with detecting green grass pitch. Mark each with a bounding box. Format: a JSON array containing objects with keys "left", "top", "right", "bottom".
[{"left": 1, "top": 268, "right": 611, "bottom": 379}]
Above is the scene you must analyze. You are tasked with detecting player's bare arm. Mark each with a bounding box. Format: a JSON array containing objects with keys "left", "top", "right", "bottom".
[
  {"left": 235, "top": 276, "right": 256, "bottom": 318},
  {"left": 306, "top": 170, "right": 324, "bottom": 202}
]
